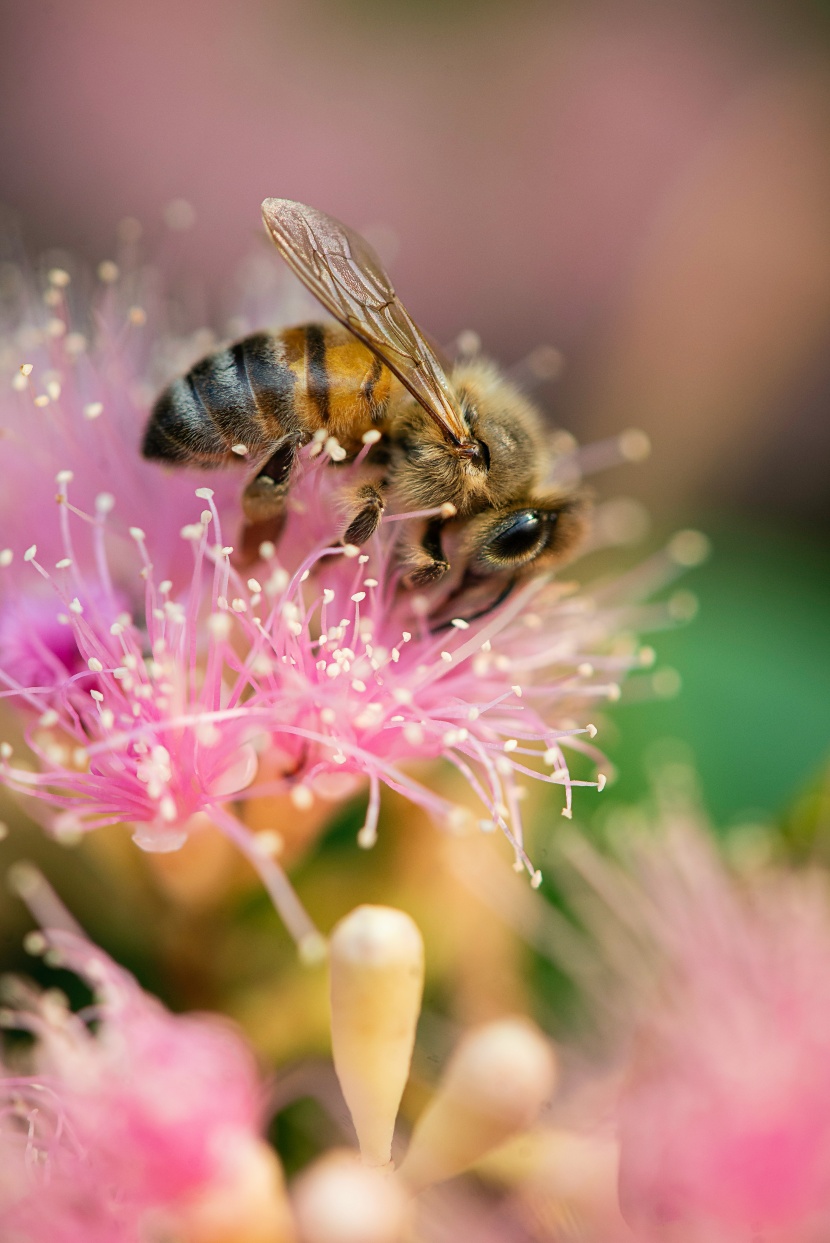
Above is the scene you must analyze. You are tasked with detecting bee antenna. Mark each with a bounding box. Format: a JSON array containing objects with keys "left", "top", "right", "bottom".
[{"left": 455, "top": 439, "right": 489, "bottom": 470}]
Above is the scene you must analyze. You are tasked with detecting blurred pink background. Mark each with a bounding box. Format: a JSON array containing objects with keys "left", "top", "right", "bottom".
[{"left": 2, "top": 0, "right": 830, "bottom": 530}]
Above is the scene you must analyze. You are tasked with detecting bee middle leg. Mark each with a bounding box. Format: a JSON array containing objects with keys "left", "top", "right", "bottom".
[
  {"left": 236, "top": 438, "right": 298, "bottom": 567},
  {"left": 343, "top": 482, "right": 386, "bottom": 546},
  {"left": 242, "top": 438, "right": 298, "bottom": 524}
]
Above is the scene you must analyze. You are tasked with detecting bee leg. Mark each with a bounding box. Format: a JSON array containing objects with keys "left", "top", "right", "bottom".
[
  {"left": 429, "top": 574, "right": 517, "bottom": 631},
  {"left": 236, "top": 515, "right": 286, "bottom": 567},
  {"left": 242, "top": 438, "right": 297, "bottom": 523},
  {"left": 402, "top": 517, "right": 449, "bottom": 587},
  {"left": 343, "top": 483, "right": 385, "bottom": 546},
  {"left": 405, "top": 556, "right": 450, "bottom": 588}
]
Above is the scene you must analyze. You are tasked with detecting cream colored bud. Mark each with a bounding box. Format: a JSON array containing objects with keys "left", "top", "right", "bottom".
[
  {"left": 399, "top": 1017, "right": 557, "bottom": 1192},
  {"left": 292, "top": 1150, "right": 408, "bottom": 1243},
  {"left": 178, "top": 1133, "right": 296, "bottom": 1243},
  {"left": 329, "top": 906, "right": 424, "bottom": 1167}
]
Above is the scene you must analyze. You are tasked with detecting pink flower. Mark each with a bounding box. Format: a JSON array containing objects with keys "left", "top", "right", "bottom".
[
  {"left": 0, "top": 900, "right": 275, "bottom": 1243},
  {"left": 0, "top": 253, "right": 686, "bottom": 946},
  {"left": 614, "top": 824, "right": 830, "bottom": 1242}
]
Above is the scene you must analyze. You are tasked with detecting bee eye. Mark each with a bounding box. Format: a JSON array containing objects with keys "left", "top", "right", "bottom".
[{"left": 484, "top": 510, "right": 553, "bottom": 566}]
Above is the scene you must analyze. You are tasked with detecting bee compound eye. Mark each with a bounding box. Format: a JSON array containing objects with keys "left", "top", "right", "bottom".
[{"left": 484, "top": 510, "right": 554, "bottom": 566}]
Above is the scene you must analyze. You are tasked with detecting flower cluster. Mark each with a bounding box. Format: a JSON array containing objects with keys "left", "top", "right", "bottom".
[
  {"left": 615, "top": 825, "right": 830, "bottom": 1242},
  {"left": 0, "top": 883, "right": 288, "bottom": 1243},
  {"left": 0, "top": 257, "right": 686, "bottom": 946}
]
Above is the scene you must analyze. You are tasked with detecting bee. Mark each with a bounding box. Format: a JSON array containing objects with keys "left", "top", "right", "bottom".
[{"left": 142, "top": 198, "right": 586, "bottom": 596}]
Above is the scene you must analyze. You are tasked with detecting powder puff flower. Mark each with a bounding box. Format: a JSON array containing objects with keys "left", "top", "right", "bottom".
[
  {"left": 538, "top": 782, "right": 830, "bottom": 1243},
  {"left": 0, "top": 243, "right": 698, "bottom": 948},
  {"left": 613, "top": 826, "right": 830, "bottom": 1242},
  {"left": 459, "top": 793, "right": 830, "bottom": 1241},
  {"left": 0, "top": 869, "right": 291, "bottom": 1243}
]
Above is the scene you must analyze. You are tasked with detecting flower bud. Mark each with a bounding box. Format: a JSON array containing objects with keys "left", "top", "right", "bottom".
[
  {"left": 177, "top": 1133, "right": 296, "bottom": 1242},
  {"left": 399, "top": 1017, "right": 557, "bottom": 1192},
  {"left": 292, "top": 1150, "right": 409, "bottom": 1243},
  {"left": 329, "top": 906, "right": 424, "bottom": 1166}
]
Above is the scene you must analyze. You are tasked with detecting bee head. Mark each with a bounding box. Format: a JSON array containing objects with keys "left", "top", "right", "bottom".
[
  {"left": 448, "top": 492, "right": 588, "bottom": 581},
  {"left": 391, "top": 357, "right": 552, "bottom": 516},
  {"left": 451, "top": 358, "right": 548, "bottom": 511}
]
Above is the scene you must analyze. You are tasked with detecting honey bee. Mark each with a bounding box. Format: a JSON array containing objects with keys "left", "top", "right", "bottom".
[{"left": 143, "top": 198, "right": 586, "bottom": 596}]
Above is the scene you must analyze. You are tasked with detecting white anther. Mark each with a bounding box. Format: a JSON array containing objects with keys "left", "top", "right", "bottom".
[
  {"left": 325, "top": 436, "right": 347, "bottom": 461},
  {"left": 97, "top": 260, "right": 119, "bottom": 283},
  {"left": 83, "top": 401, "right": 104, "bottom": 420},
  {"left": 361, "top": 428, "right": 382, "bottom": 444},
  {"left": 618, "top": 428, "right": 651, "bottom": 462}
]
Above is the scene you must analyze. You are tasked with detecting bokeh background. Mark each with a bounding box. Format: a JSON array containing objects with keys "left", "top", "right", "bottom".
[
  {"left": 0, "top": 0, "right": 829, "bottom": 1215},
  {"left": 3, "top": 0, "right": 828, "bottom": 828}
]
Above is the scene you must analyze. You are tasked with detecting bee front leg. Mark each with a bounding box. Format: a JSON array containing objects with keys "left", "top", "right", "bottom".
[
  {"left": 343, "top": 482, "right": 386, "bottom": 546},
  {"left": 402, "top": 517, "right": 450, "bottom": 587}
]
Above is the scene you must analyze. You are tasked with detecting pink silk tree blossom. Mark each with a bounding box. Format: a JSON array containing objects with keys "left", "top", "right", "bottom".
[
  {"left": 0, "top": 253, "right": 689, "bottom": 948},
  {"left": 551, "top": 805, "right": 830, "bottom": 1243},
  {"left": 0, "top": 876, "right": 283, "bottom": 1243}
]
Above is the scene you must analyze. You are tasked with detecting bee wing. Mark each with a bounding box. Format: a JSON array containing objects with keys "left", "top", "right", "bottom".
[{"left": 261, "top": 198, "right": 470, "bottom": 446}]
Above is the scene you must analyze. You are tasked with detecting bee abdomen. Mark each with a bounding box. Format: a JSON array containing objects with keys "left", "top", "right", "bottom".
[{"left": 142, "top": 332, "right": 299, "bottom": 466}]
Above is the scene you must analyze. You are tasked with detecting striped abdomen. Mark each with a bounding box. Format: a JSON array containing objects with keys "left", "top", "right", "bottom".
[{"left": 142, "top": 323, "right": 393, "bottom": 466}]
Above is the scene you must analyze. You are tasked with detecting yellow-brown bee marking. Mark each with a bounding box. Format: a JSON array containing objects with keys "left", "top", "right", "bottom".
[{"left": 142, "top": 198, "right": 588, "bottom": 607}]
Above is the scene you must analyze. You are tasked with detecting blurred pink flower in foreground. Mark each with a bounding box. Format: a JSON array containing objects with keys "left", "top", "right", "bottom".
[
  {"left": 0, "top": 876, "right": 289, "bottom": 1243},
  {"left": 0, "top": 250, "right": 689, "bottom": 946},
  {"left": 611, "top": 822, "right": 830, "bottom": 1242}
]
